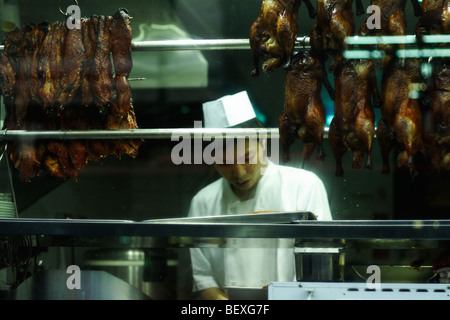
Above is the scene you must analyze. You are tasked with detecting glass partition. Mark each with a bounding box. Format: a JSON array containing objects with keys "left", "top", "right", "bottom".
[{"left": 1, "top": 0, "right": 449, "bottom": 300}]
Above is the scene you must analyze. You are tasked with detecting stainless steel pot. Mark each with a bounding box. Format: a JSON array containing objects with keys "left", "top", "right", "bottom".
[{"left": 294, "top": 247, "right": 345, "bottom": 282}]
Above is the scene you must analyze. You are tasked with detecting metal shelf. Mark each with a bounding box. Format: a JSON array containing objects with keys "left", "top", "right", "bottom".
[{"left": 1, "top": 216, "right": 450, "bottom": 240}]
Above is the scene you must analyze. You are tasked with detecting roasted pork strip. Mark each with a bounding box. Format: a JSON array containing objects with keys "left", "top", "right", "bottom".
[
  {"left": 110, "top": 9, "right": 133, "bottom": 77},
  {"left": 57, "top": 24, "right": 85, "bottom": 107},
  {"left": 0, "top": 9, "right": 141, "bottom": 181}
]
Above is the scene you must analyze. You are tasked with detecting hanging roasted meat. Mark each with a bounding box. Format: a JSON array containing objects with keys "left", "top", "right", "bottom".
[
  {"left": 0, "top": 9, "right": 142, "bottom": 181},
  {"left": 30, "top": 22, "right": 50, "bottom": 106},
  {"left": 85, "top": 15, "right": 114, "bottom": 109},
  {"left": 4, "top": 24, "right": 47, "bottom": 127},
  {"left": 358, "top": 0, "right": 421, "bottom": 67},
  {"left": 377, "top": 57, "right": 424, "bottom": 174},
  {"left": 329, "top": 58, "right": 380, "bottom": 176},
  {"left": 111, "top": 9, "right": 134, "bottom": 116},
  {"left": 422, "top": 58, "right": 450, "bottom": 170},
  {"left": 310, "top": 0, "right": 363, "bottom": 73},
  {"left": 0, "top": 53, "right": 16, "bottom": 129},
  {"left": 250, "top": 0, "right": 316, "bottom": 76},
  {"left": 80, "top": 16, "right": 97, "bottom": 107},
  {"left": 57, "top": 25, "right": 86, "bottom": 107},
  {"left": 416, "top": 0, "right": 450, "bottom": 46},
  {"left": 279, "top": 50, "right": 334, "bottom": 164}
]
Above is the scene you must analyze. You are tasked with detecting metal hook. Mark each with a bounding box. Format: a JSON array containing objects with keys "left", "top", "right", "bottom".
[{"left": 58, "top": 0, "right": 79, "bottom": 16}]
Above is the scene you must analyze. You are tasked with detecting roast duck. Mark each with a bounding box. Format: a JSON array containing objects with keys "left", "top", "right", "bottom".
[
  {"left": 415, "top": 0, "right": 450, "bottom": 47},
  {"left": 377, "top": 57, "right": 424, "bottom": 174},
  {"left": 358, "top": 0, "right": 422, "bottom": 67},
  {"left": 279, "top": 50, "right": 334, "bottom": 164},
  {"left": 417, "top": 1, "right": 450, "bottom": 170},
  {"left": 0, "top": 9, "right": 142, "bottom": 181},
  {"left": 310, "top": 0, "right": 365, "bottom": 73},
  {"left": 422, "top": 58, "right": 450, "bottom": 171},
  {"left": 250, "top": 0, "right": 316, "bottom": 76},
  {"left": 329, "top": 58, "right": 380, "bottom": 176}
]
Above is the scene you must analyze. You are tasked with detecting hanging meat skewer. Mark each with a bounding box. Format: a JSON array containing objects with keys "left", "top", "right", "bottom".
[
  {"left": 414, "top": 1, "right": 450, "bottom": 170},
  {"left": 422, "top": 58, "right": 450, "bottom": 171},
  {"left": 412, "top": 1, "right": 449, "bottom": 170},
  {"left": 88, "top": 15, "right": 114, "bottom": 109},
  {"left": 279, "top": 50, "right": 334, "bottom": 164},
  {"left": 108, "top": 9, "right": 141, "bottom": 159},
  {"left": 377, "top": 57, "right": 424, "bottom": 175},
  {"left": 30, "top": 22, "right": 50, "bottom": 106},
  {"left": 0, "top": 9, "right": 142, "bottom": 182},
  {"left": 329, "top": 58, "right": 380, "bottom": 176},
  {"left": 57, "top": 23, "right": 85, "bottom": 108},
  {"left": 0, "top": 52, "right": 16, "bottom": 130},
  {"left": 250, "top": 0, "right": 316, "bottom": 76}
]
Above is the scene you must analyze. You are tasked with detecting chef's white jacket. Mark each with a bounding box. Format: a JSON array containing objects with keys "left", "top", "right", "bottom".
[{"left": 188, "top": 161, "right": 332, "bottom": 292}]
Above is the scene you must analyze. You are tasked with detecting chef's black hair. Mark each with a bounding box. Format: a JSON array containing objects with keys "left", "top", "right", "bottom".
[{"left": 229, "top": 117, "right": 264, "bottom": 129}]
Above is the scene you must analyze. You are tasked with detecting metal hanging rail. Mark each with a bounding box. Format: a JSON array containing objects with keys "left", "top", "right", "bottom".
[
  {"left": 0, "top": 36, "right": 311, "bottom": 52},
  {"left": 4, "top": 34, "right": 450, "bottom": 52},
  {"left": 0, "top": 128, "right": 283, "bottom": 140},
  {"left": 132, "top": 39, "right": 252, "bottom": 51},
  {"left": 0, "top": 127, "right": 333, "bottom": 140}
]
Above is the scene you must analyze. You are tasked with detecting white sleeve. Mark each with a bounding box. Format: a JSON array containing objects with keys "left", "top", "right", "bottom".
[
  {"left": 304, "top": 177, "right": 333, "bottom": 221},
  {"left": 188, "top": 195, "right": 221, "bottom": 292},
  {"left": 189, "top": 247, "right": 220, "bottom": 292}
]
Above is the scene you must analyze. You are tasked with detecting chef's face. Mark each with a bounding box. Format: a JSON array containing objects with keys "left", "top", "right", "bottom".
[{"left": 214, "top": 138, "right": 267, "bottom": 198}]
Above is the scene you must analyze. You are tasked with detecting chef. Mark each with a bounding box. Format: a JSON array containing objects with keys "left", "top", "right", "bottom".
[{"left": 188, "top": 91, "right": 332, "bottom": 300}]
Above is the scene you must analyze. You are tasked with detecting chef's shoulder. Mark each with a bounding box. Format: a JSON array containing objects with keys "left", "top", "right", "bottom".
[
  {"left": 275, "top": 163, "right": 324, "bottom": 186},
  {"left": 188, "top": 179, "right": 225, "bottom": 218},
  {"left": 189, "top": 178, "right": 223, "bottom": 215},
  {"left": 192, "top": 178, "right": 223, "bottom": 199}
]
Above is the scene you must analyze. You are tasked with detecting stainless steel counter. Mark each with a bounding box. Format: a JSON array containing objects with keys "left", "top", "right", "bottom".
[{"left": 0, "top": 213, "right": 450, "bottom": 246}]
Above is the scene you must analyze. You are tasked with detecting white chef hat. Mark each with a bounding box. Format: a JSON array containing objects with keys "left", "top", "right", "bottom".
[{"left": 202, "top": 91, "right": 261, "bottom": 128}]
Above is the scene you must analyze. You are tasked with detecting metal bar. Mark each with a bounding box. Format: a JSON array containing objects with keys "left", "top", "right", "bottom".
[
  {"left": 0, "top": 128, "right": 283, "bottom": 140},
  {"left": 0, "top": 218, "right": 450, "bottom": 240},
  {"left": 144, "top": 211, "right": 315, "bottom": 224},
  {"left": 131, "top": 39, "right": 251, "bottom": 51},
  {"left": 345, "top": 34, "right": 450, "bottom": 45},
  {"left": 2, "top": 34, "right": 447, "bottom": 52},
  {"left": 0, "top": 127, "right": 334, "bottom": 140},
  {"left": 0, "top": 37, "right": 311, "bottom": 52},
  {"left": 345, "top": 35, "right": 417, "bottom": 45}
]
